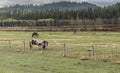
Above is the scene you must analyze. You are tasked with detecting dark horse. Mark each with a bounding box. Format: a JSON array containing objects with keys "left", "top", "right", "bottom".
[
  {"left": 32, "top": 32, "right": 39, "bottom": 37},
  {"left": 29, "top": 39, "right": 48, "bottom": 50}
]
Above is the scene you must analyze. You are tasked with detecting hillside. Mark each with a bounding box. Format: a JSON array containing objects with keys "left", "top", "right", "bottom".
[
  {"left": 0, "top": 2, "right": 119, "bottom": 20},
  {"left": 0, "top": 1, "right": 99, "bottom": 12},
  {"left": 40, "top": 1, "right": 99, "bottom": 10}
]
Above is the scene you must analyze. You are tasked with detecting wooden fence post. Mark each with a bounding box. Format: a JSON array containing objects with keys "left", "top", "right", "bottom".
[
  {"left": 23, "top": 41, "right": 25, "bottom": 51},
  {"left": 63, "top": 43, "right": 67, "bottom": 57},
  {"left": 8, "top": 40, "right": 11, "bottom": 48},
  {"left": 91, "top": 45, "right": 94, "bottom": 60}
]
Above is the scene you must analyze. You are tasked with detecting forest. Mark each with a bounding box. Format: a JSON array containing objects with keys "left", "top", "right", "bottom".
[{"left": 0, "top": 2, "right": 119, "bottom": 31}]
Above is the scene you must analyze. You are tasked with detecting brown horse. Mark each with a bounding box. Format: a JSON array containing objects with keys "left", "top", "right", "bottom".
[
  {"left": 32, "top": 32, "right": 39, "bottom": 37},
  {"left": 29, "top": 39, "right": 48, "bottom": 50}
]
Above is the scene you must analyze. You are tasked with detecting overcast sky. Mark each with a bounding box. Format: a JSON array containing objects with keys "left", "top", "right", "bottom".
[{"left": 0, "top": 0, "right": 119, "bottom": 8}]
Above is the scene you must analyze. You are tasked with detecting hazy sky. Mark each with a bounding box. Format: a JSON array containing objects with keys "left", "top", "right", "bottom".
[{"left": 0, "top": 0, "right": 119, "bottom": 7}]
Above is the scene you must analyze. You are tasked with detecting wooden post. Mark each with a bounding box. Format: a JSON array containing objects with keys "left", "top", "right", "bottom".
[
  {"left": 23, "top": 41, "right": 25, "bottom": 51},
  {"left": 63, "top": 43, "right": 67, "bottom": 57},
  {"left": 8, "top": 40, "right": 11, "bottom": 48},
  {"left": 91, "top": 45, "right": 94, "bottom": 60}
]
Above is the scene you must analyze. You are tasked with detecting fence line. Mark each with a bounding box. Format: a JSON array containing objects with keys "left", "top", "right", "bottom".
[
  {"left": 0, "top": 40, "right": 28, "bottom": 52},
  {"left": 0, "top": 40, "right": 120, "bottom": 62}
]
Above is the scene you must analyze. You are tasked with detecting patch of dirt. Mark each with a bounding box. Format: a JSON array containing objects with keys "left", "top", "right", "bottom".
[{"left": 113, "top": 60, "right": 120, "bottom": 64}]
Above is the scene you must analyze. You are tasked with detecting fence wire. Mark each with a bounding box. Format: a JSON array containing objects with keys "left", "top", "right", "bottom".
[{"left": 0, "top": 40, "right": 120, "bottom": 62}]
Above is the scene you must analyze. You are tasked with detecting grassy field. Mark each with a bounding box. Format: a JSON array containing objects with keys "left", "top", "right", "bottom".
[{"left": 0, "top": 31, "right": 120, "bottom": 73}]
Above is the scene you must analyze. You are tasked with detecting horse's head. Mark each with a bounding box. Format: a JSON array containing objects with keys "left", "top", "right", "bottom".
[
  {"left": 43, "top": 41, "right": 48, "bottom": 46},
  {"left": 41, "top": 41, "right": 48, "bottom": 50}
]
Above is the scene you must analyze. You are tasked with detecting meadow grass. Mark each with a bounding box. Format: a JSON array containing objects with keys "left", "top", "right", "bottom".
[
  {"left": 0, "top": 51, "right": 120, "bottom": 73},
  {"left": 0, "top": 31, "right": 120, "bottom": 73}
]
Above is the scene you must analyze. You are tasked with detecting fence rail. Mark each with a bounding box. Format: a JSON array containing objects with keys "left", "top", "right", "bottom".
[{"left": 0, "top": 40, "right": 120, "bottom": 62}]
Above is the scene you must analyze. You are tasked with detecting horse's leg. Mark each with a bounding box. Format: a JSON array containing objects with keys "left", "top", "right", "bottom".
[
  {"left": 38, "top": 45, "right": 41, "bottom": 50},
  {"left": 38, "top": 45, "right": 43, "bottom": 54},
  {"left": 42, "top": 45, "right": 46, "bottom": 50}
]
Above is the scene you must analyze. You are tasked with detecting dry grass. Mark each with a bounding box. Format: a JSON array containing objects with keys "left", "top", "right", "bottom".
[
  {"left": 0, "top": 31, "right": 120, "bottom": 63},
  {"left": 0, "top": 31, "right": 120, "bottom": 73}
]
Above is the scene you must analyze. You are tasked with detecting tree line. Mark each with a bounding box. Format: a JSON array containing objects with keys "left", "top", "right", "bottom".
[
  {"left": 0, "top": 3, "right": 119, "bottom": 32},
  {"left": 0, "top": 3, "right": 119, "bottom": 20}
]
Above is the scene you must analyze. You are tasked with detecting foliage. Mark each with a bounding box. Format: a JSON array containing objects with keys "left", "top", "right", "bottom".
[
  {"left": 37, "top": 18, "right": 54, "bottom": 22},
  {"left": 0, "top": 2, "right": 119, "bottom": 28},
  {"left": 0, "top": 2, "right": 119, "bottom": 20}
]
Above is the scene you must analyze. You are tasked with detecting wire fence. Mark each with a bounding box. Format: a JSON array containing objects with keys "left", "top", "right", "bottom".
[{"left": 0, "top": 40, "right": 120, "bottom": 62}]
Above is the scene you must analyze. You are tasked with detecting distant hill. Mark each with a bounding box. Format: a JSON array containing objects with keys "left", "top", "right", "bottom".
[
  {"left": 40, "top": 1, "right": 99, "bottom": 10},
  {"left": 0, "top": 1, "right": 99, "bottom": 12},
  {"left": 111, "top": 2, "right": 120, "bottom": 7},
  {"left": 0, "top": 2, "right": 119, "bottom": 20}
]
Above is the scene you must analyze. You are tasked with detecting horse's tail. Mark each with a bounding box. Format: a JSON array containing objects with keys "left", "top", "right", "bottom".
[{"left": 29, "top": 40, "right": 32, "bottom": 50}]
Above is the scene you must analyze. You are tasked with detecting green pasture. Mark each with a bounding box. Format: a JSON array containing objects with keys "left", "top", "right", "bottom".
[{"left": 0, "top": 31, "right": 120, "bottom": 73}]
